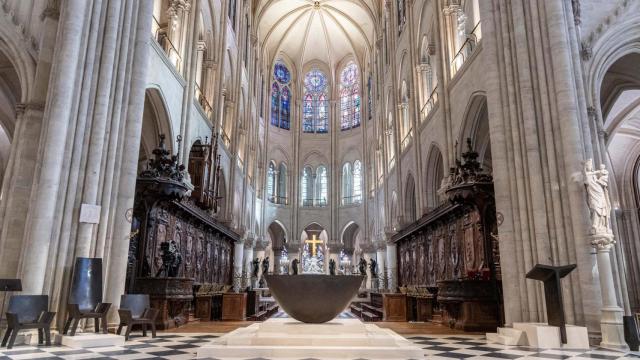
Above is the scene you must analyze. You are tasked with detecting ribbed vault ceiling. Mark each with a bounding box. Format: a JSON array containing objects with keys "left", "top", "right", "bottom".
[{"left": 257, "top": 0, "right": 376, "bottom": 70}]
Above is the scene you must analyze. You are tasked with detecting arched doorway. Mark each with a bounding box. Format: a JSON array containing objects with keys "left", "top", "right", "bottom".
[
  {"left": 424, "top": 144, "right": 444, "bottom": 210},
  {"left": 404, "top": 174, "right": 416, "bottom": 223},
  {"left": 0, "top": 50, "right": 20, "bottom": 185},
  {"left": 268, "top": 221, "right": 287, "bottom": 273}
]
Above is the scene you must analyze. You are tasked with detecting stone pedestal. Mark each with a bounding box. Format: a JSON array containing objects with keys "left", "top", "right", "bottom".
[
  {"left": 56, "top": 333, "right": 125, "bottom": 348},
  {"left": 591, "top": 234, "right": 628, "bottom": 351},
  {"left": 197, "top": 318, "right": 424, "bottom": 359}
]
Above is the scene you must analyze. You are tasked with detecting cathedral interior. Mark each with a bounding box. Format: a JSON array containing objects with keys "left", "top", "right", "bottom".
[{"left": 0, "top": 0, "right": 639, "bottom": 358}]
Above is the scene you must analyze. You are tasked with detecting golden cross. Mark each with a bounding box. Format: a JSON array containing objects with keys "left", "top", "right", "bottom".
[{"left": 305, "top": 234, "right": 323, "bottom": 257}]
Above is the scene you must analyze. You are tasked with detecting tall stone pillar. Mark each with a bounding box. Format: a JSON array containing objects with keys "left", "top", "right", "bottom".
[
  {"left": 104, "top": 0, "right": 154, "bottom": 323},
  {"left": 19, "top": 0, "right": 91, "bottom": 295},
  {"left": 592, "top": 235, "right": 628, "bottom": 350},
  {"left": 375, "top": 243, "right": 386, "bottom": 290},
  {"left": 386, "top": 242, "right": 398, "bottom": 292},
  {"left": 243, "top": 237, "right": 254, "bottom": 289},
  {"left": 232, "top": 240, "right": 245, "bottom": 292},
  {"left": 584, "top": 159, "right": 628, "bottom": 350}
]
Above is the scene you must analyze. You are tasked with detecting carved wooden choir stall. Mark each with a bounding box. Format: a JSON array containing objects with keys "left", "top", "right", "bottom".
[
  {"left": 394, "top": 140, "right": 502, "bottom": 331},
  {"left": 126, "top": 134, "right": 236, "bottom": 329}
]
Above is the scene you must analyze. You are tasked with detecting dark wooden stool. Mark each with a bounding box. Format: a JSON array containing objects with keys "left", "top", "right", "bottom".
[
  {"left": 117, "top": 294, "right": 158, "bottom": 340},
  {"left": 1, "top": 295, "right": 55, "bottom": 349}
]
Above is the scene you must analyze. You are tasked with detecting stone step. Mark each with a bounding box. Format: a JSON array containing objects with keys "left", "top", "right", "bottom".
[
  {"left": 486, "top": 330, "right": 526, "bottom": 346},
  {"left": 197, "top": 344, "right": 425, "bottom": 359}
]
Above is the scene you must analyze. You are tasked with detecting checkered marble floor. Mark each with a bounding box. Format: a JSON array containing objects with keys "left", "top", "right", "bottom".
[{"left": 0, "top": 332, "right": 638, "bottom": 359}]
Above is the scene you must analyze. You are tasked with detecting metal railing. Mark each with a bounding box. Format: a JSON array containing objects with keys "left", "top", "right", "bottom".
[
  {"left": 302, "top": 198, "right": 328, "bottom": 207},
  {"left": 268, "top": 195, "right": 288, "bottom": 205},
  {"left": 450, "top": 22, "right": 481, "bottom": 76},
  {"left": 152, "top": 16, "right": 183, "bottom": 72},
  {"left": 221, "top": 132, "right": 231, "bottom": 148},
  {"left": 195, "top": 84, "right": 213, "bottom": 118},
  {"left": 420, "top": 87, "right": 439, "bottom": 122},
  {"left": 341, "top": 194, "right": 362, "bottom": 206},
  {"left": 401, "top": 130, "right": 413, "bottom": 151}
]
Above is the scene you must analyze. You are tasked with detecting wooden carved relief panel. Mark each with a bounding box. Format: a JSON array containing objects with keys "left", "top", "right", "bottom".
[
  {"left": 397, "top": 206, "right": 489, "bottom": 287},
  {"left": 135, "top": 201, "right": 234, "bottom": 286}
]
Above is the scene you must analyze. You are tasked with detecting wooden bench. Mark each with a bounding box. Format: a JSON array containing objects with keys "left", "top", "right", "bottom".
[
  {"left": 361, "top": 303, "right": 383, "bottom": 317},
  {"left": 362, "top": 311, "right": 380, "bottom": 322},
  {"left": 350, "top": 304, "right": 362, "bottom": 317}
]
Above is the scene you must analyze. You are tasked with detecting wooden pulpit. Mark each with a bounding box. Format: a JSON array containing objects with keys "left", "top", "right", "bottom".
[{"left": 526, "top": 264, "right": 576, "bottom": 344}]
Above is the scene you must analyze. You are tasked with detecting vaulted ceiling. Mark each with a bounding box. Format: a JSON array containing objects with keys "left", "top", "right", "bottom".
[{"left": 256, "top": 0, "right": 377, "bottom": 72}]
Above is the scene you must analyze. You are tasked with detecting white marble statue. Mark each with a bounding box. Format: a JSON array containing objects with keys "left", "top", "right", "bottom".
[{"left": 583, "top": 159, "right": 612, "bottom": 236}]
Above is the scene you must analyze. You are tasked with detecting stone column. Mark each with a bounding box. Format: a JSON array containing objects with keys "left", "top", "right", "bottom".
[
  {"left": 232, "top": 240, "right": 245, "bottom": 292},
  {"left": 243, "top": 237, "right": 254, "bottom": 289},
  {"left": 18, "top": 0, "right": 91, "bottom": 295},
  {"left": 376, "top": 243, "right": 386, "bottom": 290},
  {"left": 75, "top": 0, "right": 125, "bottom": 257},
  {"left": 592, "top": 234, "right": 628, "bottom": 350},
  {"left": 104, "top": 0, "right": 154, "bottom": 322},
  {"left": 386, "top": 242, "right": 398, "bottom": 292},
  {"left": 254, "top": 236, "right": 266, "bottom": 281}
]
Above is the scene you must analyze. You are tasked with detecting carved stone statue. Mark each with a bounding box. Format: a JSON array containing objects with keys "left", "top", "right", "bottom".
[
  {"left": 583, "top": 159, "right": 612, "bottom": 235},
  {"left": 369, "top": 259, "right": 378, "bottom": 278},
  {"left": 358, "top": 257, "right": 367, "bottom": 275},
  {"left": 262, "top": 256, "right": 270, "bottom": 276},
  {"left": 329, "top": 259, "right": 336, "bottom": 276},
  {"left": 291, "top": 258, "right": 299, "bottom": 275},
  {"left": 252, "top": 258, "right": 260, "bottom": 278},
  {"left": 155, "top": 241, "right": 182, "bottom": 277}
]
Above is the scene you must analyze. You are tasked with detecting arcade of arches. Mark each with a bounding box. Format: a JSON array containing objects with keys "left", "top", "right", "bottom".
[{"left": 0, "top": 0, "right": 638, "bottom": 354}]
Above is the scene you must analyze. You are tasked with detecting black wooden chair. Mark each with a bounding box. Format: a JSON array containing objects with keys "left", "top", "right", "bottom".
[
  {"left": 1, "top": 295, "right": 55, "bottom": 349},
  {"left": 117, "top": 294, "right": 159, "bottom": 340},
  {"left": 62, "top": 257, "right": 111, "bottom": 336}
]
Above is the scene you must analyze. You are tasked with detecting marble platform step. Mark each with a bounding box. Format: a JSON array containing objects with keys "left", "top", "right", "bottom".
[
  {"left": 486, "top": 327, "right": 526, "bottom": 346},
  {"left": 55, "top": 333, "right": 125, "bottom": 348},
  {"left": 197, "top": 318, "right": 425, "bottom": 360},
  {"left": 487, "top": 323, "right": 589, "bottom": 350},
  {"left": 197, "top": 344, "right": 425, "bottom": 359}
]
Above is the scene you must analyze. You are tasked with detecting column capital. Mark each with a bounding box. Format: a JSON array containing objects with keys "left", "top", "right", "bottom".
[
  {"left": 590, "top": 234, "right": 615, "bottom": 251},
  {"left": 359, "top": 242, "right": 375, "bottom": 253},
  {"left": 203, "top": 59, "right": 216, "bottom": 69}
]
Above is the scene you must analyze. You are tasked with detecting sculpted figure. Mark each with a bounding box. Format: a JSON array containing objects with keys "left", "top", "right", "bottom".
[
  {"left": 252, "top": 257, "right": 260, "bottom": 278},
  {"left": 329, "top": 259, "right": 336, "bottom": 276},
  {"left": 583, "top": 159, "right": 612, "bottom": 235},
  {"left": 358, "top": 257, "right": 367, "bottom": 275},
  {"left": 369, "top": 259, "right": 378, "bottom": 278},
  {"left": 291, "top": 258, "right": 299, "bottom": 275},
  {"left": 262, "top": 256, "right": 270, "bottom": 276},
  {"left": 155, "top": 241, "right": 182, "bottom": 277}
]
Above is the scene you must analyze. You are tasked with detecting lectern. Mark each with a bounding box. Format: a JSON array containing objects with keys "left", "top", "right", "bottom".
[{"left": 526, "top": 264, "right": 576, "bottom": 344}]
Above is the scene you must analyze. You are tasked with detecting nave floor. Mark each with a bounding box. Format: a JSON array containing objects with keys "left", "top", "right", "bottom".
[{"left": 0, "top": 313, "right": 638, "bottom": 360}]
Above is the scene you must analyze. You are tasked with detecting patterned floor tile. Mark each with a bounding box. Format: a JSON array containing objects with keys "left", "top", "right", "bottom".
[{"left": 0, "top": 329, "right": 637, "bottom": 359}]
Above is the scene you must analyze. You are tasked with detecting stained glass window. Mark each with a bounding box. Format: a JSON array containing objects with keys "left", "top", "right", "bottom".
[
  {"left": 267, "top": 161, "right": 276, "bottom": 198},
  {"left": 353, "top": 160, "right": 362, "bottom": 202},
  {"left": 274, "top": 62, "right": 291, "bottom": 84},
  {"left": 271, "top": 61, "right": 292, "bottom": 130},
  {"left": 301, "top": 166, "right": 312, "bottom": 205},
  {"left": 341, "top": 162, "right": 352, "bottom": 204},
  {"left": 270, "top": 82, "right": 280, "bottom": 126},
  {"left": 340, "top": 62, "right": 361, "bottom": 130},
  {"left": 316, "top": 166, "right": 328, "bottom": 206},
  {"left": 280, "top": 86, "right": 290, "bottom": 130},
  {"left": 277, "top": 162, "right": 287, "bottom": 200},
  {"left": 302, "top": 69, "right": 329, "bottom": 133}
]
